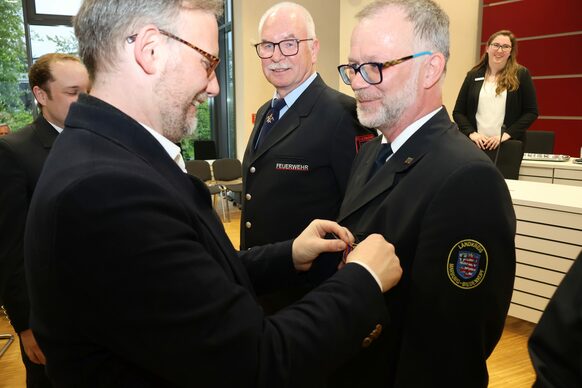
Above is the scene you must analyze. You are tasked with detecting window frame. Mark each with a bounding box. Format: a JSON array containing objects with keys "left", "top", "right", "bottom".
[{"left": 21, "top": 0, "right": 236, "bottom": 158}]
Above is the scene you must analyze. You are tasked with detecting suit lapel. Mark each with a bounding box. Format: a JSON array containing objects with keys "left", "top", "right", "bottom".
[
  {"left": 248, "top": 102, "right": 270, "bottom": 150},
  {"left": 338, "top": 108, "right": 452, "bottom": 222},
  {"left": 34, "top": 115, "right": 59, "bottom": 149},
  {"left": 248, "top": 75, "right": 326, "bottom": 163},
  {"left": 471, "top": 68, "right": 486, "bottom": 105}
]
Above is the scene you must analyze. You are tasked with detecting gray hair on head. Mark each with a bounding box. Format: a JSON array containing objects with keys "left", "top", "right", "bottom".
[
  {"left": 356, "top": 0, "right": 449, "bottom": 65},
  {"left": 74, "top": 0, "right": 223, "bottom": 80},
  {"left": 258, "top": 1, "right": 316, "bottom": 40}
]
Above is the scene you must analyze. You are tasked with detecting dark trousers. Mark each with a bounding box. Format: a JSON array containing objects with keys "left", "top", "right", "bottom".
[{"left": 18, "top": 335, "right": 52, "bottom": 388}]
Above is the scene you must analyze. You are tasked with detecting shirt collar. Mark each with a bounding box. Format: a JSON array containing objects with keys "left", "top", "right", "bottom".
[
  {"left": 139, "top": 123, "right": 186, "bottom": 172},
  {"left": 272, "top": 72, "right": 317, "bottom": 117},
  {"left": 46, "top": 120, "right": 64, "bottom": 134},
  {"left": 381, "top": 106, "right": 442, "bottom": 155}
]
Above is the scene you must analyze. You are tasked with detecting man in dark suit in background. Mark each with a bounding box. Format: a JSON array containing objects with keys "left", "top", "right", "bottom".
[
  {"left": 331, "top": 1, "right": 516, "bottom": 387},
  {"left": 0, "top": 53, "right": 89, "bottom": 387},
  {"left": 0, "top": 124, "right": 11, "bottom": 136},
  {"left": 24, "top": 1, "right": 402, "bottom": 386},
  {"left": 242, "top": 2, "right": 375, "bottom": 312}
]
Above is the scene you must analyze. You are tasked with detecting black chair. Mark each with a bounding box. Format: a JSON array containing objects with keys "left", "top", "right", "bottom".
[
  {"left": 484, "top": 140, "right": 524, "bottom": 180},
  {"left": 185, "top": 160, "right": 227, "bottom": 221},
  {"left": 524, "top": 131, "right": 555, "bottom": 154},
  {"left": 193, "top": 140, "right": 217, "bottom": 160},
  {"left": 212, "top": 158, "right": 243, "bottom": 222}
]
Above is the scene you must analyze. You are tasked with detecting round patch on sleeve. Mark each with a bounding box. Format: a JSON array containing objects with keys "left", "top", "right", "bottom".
[{"left": 447, "top": 239, "right": 488, "bottom": 289}]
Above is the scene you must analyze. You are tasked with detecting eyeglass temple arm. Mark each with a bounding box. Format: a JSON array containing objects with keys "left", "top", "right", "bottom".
[{"left": 383, "top": 51, "right": 432, "bottom": 67}]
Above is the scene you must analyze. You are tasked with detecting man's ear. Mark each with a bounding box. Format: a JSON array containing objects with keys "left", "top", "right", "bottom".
[
  {"left": 422, "top": 52, "right": 446, "bottom": 89},
  {"left": 32, "top": 85, "right": 48, "bottom": 106},
  {"left": 310, "top": 38, "right": 320, "bottom": 64},
  {"left": 133, "top": 26, "right": 166, "bottom": 75}
]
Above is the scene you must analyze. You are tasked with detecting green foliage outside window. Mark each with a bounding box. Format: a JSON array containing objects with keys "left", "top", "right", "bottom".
[
  {"left": 181, "top": 100, "right": 212, "bottom": 160},
  {"left": 0, "top": 0, "right": 33, "bottom": 131}
]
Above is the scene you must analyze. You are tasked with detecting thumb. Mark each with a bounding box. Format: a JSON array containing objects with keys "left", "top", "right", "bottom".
[{"left": 319, "top": 238, "right": 347, "bottom": 253}]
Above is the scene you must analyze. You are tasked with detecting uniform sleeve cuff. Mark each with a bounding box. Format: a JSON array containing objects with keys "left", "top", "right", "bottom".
[{"left": 349, "top": 260, "right": 383, "bottom": 292}]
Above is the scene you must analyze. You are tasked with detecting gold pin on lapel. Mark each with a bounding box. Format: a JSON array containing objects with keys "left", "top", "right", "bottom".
[{"left": 404, "top": 157, "right": 414, "bottom": 165}]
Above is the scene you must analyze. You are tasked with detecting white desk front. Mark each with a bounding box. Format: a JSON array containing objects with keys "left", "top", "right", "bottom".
[
  {"left": 506, "top": 179, "right": 582, "bottom": 323},
  {"left": 519, "top": 159, "right": 582, "bottom": 186}
]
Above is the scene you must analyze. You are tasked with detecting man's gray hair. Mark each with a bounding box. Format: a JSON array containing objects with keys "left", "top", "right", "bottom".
[
  {"left": 74, "top": 0, "right": 223, "bottom": 80},
  {"left": 258, "top": 2, "right": 316, "bottom": 39},
  {"left": 356, "top": 0, "right": 449, "bottom": 64}
]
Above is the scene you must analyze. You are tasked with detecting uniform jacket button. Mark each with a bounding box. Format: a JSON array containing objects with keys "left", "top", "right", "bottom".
[
  {"left": 250, "top": 166, "right": 256, "bottom": 173},
  {"left": 362, "top": 337, "right": 372, "bottom": 348},
  {"left": 245, "top": 193, "right": 252, "bottom": 200},
  {"left": 245, "top": 221, "right": 252, "bottom": 229}
]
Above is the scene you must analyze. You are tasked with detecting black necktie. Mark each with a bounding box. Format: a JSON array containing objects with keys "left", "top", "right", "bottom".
[
  {"left": 368, "top": 143, "right": 393, "bottom": 180},
  {"left": 255, "top": 98, "right": 286, "bottom": 150}
]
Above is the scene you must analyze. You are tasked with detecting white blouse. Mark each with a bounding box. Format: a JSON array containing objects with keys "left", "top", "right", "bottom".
[{"left": 476, "top": 80, "right": 507, "bottom": 137}]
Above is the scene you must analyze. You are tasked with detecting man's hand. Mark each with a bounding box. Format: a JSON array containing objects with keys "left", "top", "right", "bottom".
[
  {"left": 346, "top": 234, "right": 402, "bottom": 292},
  {"left": 292, "top": 219, "right": 354, "bottom": 271},
  {"left": 19, "top": 328, "right": 46, "bottom": 365}
]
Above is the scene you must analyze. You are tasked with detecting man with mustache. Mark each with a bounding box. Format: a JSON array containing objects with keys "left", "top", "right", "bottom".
[
  {"left": 331, "top": 0, "right": 516, "bottom": 387},
  {"left": 24, "top": 0, "right": 403, "bottom": 386},
  {"left": 242, "top": 2, "right": 375, "bottom": 313}
]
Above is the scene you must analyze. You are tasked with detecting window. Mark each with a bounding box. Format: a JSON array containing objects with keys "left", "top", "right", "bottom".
[
  {"left": 30, "top": 25, "right": 77, "bottom": 57},
  {"left": 182, "top": 0, "right": 235, "bottom": 160},
  {"left": 33, "top": 0, "right": 82, "bottom": 16},
  {"left": 5, "top": 0, "right": 235, "bottom": 151},
  {"left": 0, "top": 0, "right": 32, "bottom": 131},
  {"left": 216, "top": 0, "right": 236, "bottom": 158}
]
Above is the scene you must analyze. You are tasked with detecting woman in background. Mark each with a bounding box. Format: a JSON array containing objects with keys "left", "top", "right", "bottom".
[{"left": 453, "top": 30, "right": 538, "bottom": 150}]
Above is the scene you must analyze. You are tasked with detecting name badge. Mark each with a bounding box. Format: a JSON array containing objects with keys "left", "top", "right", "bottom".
[
  {"left": 275, "top": 162, "right": 309, "bottom": 172},
  {"left": 474, "top": 77, "right": 484, "bottom": 81}
]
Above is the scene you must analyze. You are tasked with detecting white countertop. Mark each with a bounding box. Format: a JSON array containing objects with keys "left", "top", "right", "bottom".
[
  {"left": 521, "top": 158, "right": 582, "bottom": 171},
  {"left": 506, "top": 179, "right": 582, "bottom": 214}
]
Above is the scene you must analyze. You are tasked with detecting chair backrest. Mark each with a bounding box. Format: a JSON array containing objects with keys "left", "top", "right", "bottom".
[
  {"left": 524, "top": 131, "right": 555, "bottom": 154},
  {"left": 212, "top": 158, "right": 242, "bottom": 182},
  {"left": 185, "top": 160, "right": 212, "bottom": 182},
  {"left": 484, "top": 140, "right": 524, "bottom": 180},
  {"left": 193, "top": 140, "right": 217, "bottom": 160}
]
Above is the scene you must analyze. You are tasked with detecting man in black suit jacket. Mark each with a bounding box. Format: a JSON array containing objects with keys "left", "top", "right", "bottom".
[
  {"left": 0, "top": 53, "right": 89, "bottom": 387},
  {"left": 242, "top": 2, "right": 375, "bottom": 312},
  {"left": 331, "top": 1, "right": 516, "bottom": 387},
  {"left": 24, "top": 1, "right": 402, "bottom": 386}
]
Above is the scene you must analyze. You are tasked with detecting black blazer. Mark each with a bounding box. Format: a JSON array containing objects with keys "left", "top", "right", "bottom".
[
  {"left": 241, "top": 74, "right": 375, "bottom": 250},
  {"left": 0, "top": 115, "right": 58, "bottom": 333},
  {"left": 25, "top": 94, "right": 388, "bottom": 387},
  {"left": 329, "top": 108, "right": 516, "bottom": 388},
  {"left": 453, "top": 66, "right": 538, "bottom": 141}
]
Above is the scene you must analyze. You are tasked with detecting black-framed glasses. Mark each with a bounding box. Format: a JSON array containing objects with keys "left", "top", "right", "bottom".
[
  {"left": 489, "top": 42, "right": 512, "bottom": 52},
  {"left": 126, "top": 29, "right": 221, "bottom": 77},
  {"left": 337, "top": 51, "right": 432, "bottom": 85},
  {"left": 254, "top": 38, "right": 314, "bottom": 59}
]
